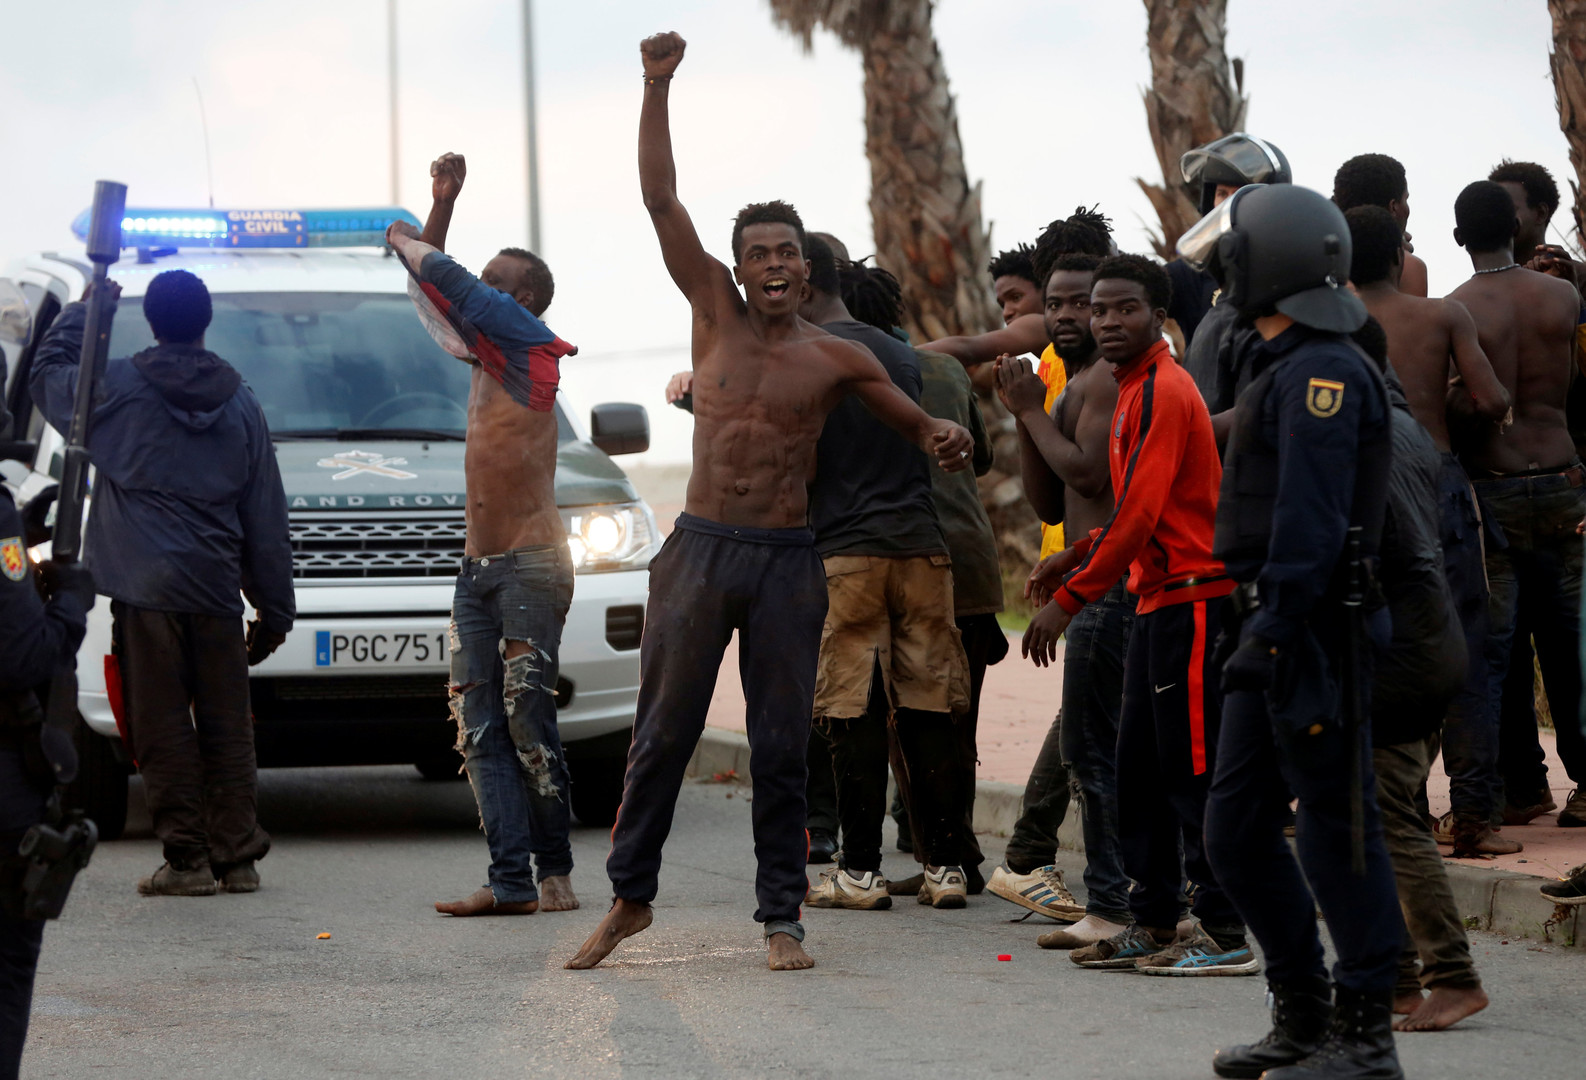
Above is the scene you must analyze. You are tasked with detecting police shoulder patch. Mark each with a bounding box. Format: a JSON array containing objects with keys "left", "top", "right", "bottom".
[
  {"left": 0, "top": 537, "right": 25, "bottom": 582},
  {"left": 1305, "top": 378, "right": 1346, "bottom": 419}
]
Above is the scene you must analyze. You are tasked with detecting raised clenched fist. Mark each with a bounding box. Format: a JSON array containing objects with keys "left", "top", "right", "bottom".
[
  {"left": 641, "top": 32, "right": 686, "bottom": 79},
  {"left": 430, "top": 153, "right": 466, "bottom": 203}
]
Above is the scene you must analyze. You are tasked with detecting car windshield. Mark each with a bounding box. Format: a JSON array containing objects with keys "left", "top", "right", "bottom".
[{"left": 107, "top": 292, "right": 573, "bottom": 441}]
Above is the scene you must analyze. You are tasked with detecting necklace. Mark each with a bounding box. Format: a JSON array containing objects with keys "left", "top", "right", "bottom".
[{"left": 1473, "top": 262, "right": 1520, "bottom": 275}]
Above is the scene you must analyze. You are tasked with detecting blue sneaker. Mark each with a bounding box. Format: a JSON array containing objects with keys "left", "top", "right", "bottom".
[
  {"left": 1070, "top": 923, "right": 1166, "bottom": 969},
  {"left": 1136, "top": 923, "right": 1260, "bottom": 976}
]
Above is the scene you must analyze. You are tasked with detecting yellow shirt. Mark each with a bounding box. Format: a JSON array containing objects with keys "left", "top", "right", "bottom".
[{"left": 1036, "top": 344, "right": 1068, "bottom": 558}]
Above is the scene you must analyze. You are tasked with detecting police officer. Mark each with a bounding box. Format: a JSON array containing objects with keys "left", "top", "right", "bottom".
[
  {"left": 1184, "top": 185, "right": 1404, "bottom": 1080},
  {"left": 0, "top": 455, "right": 96, "bottom": 1077},
  {"left": 1174, "top": 133, "right": 1294, "bottom": 418}
]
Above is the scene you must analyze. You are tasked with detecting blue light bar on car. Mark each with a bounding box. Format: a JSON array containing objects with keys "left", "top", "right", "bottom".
[{"left": 69, "top": 207, "right": 421, "bottom": 250}]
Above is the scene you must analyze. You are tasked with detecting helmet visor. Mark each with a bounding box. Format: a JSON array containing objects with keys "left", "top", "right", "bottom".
[
  {"left": 1176, "top": 189, "right": 1248, "bottom": 270},
  {"left": 1179, "top": 134, "right": 1286, "bottom": 187}
]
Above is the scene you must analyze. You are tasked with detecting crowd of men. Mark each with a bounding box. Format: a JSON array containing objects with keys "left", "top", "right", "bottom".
[{"left": 6, "top": 24, "right": 1586, "bottom": 1080}]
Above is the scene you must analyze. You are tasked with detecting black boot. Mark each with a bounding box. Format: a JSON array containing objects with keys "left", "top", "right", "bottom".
[
  {"left": 1213, "top": 977, "right": 1333, "bottom": 1079},
  {"left": 1262, "top": 985, "right": 1403, "bottom": 1080}
]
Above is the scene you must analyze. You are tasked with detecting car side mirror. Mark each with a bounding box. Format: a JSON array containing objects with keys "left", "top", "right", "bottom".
[{"left": 590, "top": 403, "right": 649, "bottom": 456}]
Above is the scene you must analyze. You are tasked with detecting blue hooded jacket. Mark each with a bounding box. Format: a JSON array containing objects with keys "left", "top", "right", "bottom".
[{"left": 29, "top": 302, "right": 294, "bottom": 633}]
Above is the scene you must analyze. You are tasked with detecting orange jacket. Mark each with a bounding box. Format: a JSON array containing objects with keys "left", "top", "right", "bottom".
[{"left": 1055, "top": 339, "right": 1233, "bottom": 616}]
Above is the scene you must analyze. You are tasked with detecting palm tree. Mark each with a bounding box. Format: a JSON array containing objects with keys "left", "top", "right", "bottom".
[
  {"left": 1549, "top": 0, "right": 1586, "bottom": 245},
  {"left": 766, "top": 0, "right": 1000, "bottom": 342},
  {"left": 1136, "top": 0, "right": 1248, "bottom": 259}
]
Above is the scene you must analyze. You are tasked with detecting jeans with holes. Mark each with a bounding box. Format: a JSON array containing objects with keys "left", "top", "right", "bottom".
[{"left": 449, "top": 545, "right": 574, "bottom": 904}]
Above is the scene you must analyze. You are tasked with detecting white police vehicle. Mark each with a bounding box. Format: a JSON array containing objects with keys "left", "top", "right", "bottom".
[{"left": 0, "top": 207, "right": 655, "bottom": 837}]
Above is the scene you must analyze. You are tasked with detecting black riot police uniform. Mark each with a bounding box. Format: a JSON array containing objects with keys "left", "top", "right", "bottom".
[
  {"left": 0, "top": 481, "right": 94, "bottom": 1079},
  {"left": 1181, "top": 185, "right": 1406, "bottom": 1080}
]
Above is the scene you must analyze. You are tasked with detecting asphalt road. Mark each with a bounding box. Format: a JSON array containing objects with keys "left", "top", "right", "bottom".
[{"left": 18, "top": 766, "right": 1586, "bottom": 1079}]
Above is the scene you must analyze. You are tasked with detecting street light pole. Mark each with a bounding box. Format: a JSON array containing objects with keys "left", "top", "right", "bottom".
[
  {"left": 388, "top": 0, "right": 400, "bottom": 206},
  {"left": 522, "top": 0, "right": 541, "bottom": 253}
]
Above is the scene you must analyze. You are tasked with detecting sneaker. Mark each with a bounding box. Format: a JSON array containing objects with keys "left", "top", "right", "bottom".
[
  {"left": 138, "top": 861, "right": 217, "bottom": 897},
  {"left": 986, "top": 864, "right": 1085, "bottom": 921},
  {"left": 1136, "top": 922, "right": 1260, "bottom": 977},
  {"left": 917, "top": 865, "right": 967, "bottom": 909},
  {"left": 1436, "top": 812, "right": 1523, "bottom": 856},
  {"left": 218, "top": 862, "right": 260, "bottom": 893},
  {"left": 1558, "top": 788, "right": 1586, "bottom": 828},
  {"left": 805, "top": 866, "right": 891, "bottom": 910},
  {"left": 1070, "top": 923, "right": 1168, "bottom": 969},
  {"left": 1540, "top": 864, "right": 1586, "bottom": 905}
]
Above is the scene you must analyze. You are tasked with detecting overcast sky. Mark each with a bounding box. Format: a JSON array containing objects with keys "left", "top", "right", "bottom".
[{"left": 0, "top": 0, "right": 1568, "bottom": 462}]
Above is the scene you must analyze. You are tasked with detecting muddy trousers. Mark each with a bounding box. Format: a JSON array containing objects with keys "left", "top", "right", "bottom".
[
  {"left": 113, "top": 602, "right": 269, "bottom": 871},
  {"left": 606, "top": 515, "right": 827, "bottom": 938},
  {"left": 450, "top": 546, "right": 575, "bottom": 904},
  {"left": 1375, "top": 735, "right": 1482, "bottom": 995}
]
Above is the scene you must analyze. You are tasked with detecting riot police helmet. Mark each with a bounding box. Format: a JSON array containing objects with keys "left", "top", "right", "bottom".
[
  {"left": 1179, "top": 133, "right": 1292, "bottom": 215},
  {"left": 1176, "top": 184, "right": 1367, "bottom": 333}
]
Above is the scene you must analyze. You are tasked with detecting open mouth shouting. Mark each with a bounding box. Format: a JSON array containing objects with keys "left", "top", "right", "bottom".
[{"left": 762, "top": 276, "right": 790, "bottom": 299}]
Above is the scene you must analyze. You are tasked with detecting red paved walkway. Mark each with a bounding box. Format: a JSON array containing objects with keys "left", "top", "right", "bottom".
[{"left": 704, "top": 632, "right": 1584, "bottom": 880}]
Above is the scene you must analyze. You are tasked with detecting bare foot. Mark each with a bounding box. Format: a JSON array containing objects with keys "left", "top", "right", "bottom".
[
  {"left": 767, "top": 932, "right": 814, "bottom": 971},
  {"left": 1395, "top": 986, "right": 1489, "bottom": 1032},
  {"left": 538, "top": 875, "right": 580, "bottom": 912},
  {"left": 434, "top": 886, "right": 537, "bottom": 916},
  {"left": 564, "top": 898, "right": 653, "bottom": 969},
  {"left": 1394, "top": 990, "right": 1425, "bottom": 1016}
]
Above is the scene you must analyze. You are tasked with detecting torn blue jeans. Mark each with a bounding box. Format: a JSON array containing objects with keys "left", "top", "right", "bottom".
[{"left": 450, "top": 544, "right": 575, "bottom": 904}]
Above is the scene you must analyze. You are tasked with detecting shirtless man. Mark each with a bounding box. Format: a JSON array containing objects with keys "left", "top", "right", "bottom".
[
  {"left": 985, "top": 253, "right": 1136, "bottom": 949},
  {"left": 1347, "top": 206, "right": 1513, "bottom": 861},
  {"left": 565, "top": 32, "right": 971, "bottom": 973},
  {"left": 386, "top": 154, "right": 581, "bottom": 918},
  {"left": 1333, "top": 153, "right": 1430, "bottom": 297},
  {"left": 1448, "top": 180, "right": 1586, "bottom": 836}
]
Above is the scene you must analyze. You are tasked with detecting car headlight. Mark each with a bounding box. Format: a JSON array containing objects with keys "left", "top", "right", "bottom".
[{"left": 562, "top": 501, "right": 659, "bottom": 573}]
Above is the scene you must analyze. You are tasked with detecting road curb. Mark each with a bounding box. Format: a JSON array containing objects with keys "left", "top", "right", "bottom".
[{"left": 693, "top": 727, "right": 1582, "bottom": 948}]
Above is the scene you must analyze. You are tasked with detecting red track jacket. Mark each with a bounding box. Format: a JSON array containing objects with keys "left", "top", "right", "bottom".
[{"left": 1055, "top": 339, "right": 1233, "bottom": 617}]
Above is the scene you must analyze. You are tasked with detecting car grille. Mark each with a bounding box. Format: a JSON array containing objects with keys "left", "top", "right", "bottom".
[{"left": 290, "top": 511, "right": 466, "bottom": 580}]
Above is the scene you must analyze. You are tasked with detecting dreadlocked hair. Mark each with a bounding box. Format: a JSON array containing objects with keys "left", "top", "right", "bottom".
[
  {"left": 988, "top": 244, "right": 1038, "bottom": 285},
  {"left": 838, "top": 258, "right": 905, "bottom": 333},
  {"left": 1032, "top": 205, "right": 1113, "bottom": 290}
]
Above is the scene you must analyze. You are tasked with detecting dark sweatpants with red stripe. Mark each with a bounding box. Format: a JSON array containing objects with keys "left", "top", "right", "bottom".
[{"left": 1116, "top": 596, "right": 1243, "bottom": 934}]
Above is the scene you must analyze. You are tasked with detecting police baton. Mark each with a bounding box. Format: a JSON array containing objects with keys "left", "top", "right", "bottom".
[{"left": 39, "top": 179, "right": 126, "bottom": 786}]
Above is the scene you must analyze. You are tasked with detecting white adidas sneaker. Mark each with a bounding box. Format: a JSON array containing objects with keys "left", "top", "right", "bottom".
[{"left": 986, "top": 864, "right": 1085, "bottom": 921}]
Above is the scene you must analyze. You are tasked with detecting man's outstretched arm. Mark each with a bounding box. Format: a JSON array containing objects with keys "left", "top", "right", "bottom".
[
  {"left": 921, "top": 314, "right": 1049, "bottom": 369},
  {"left": 639, "top": 32, "right": 727, "bottom": 311},
  {"left": 837, "top": 344, "right": 973, "bottom": 471},
  {"left": 420, "top": 152, "right": 466, "bottom": 252}
]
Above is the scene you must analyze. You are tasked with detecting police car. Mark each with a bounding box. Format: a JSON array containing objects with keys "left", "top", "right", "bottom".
[{"left": 0, "top": 207, "right": 655, "bottom": 837}]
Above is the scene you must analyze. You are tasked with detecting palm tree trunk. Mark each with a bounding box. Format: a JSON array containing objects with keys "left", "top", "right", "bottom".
[
  {"left": 1137, "top": 0, "right": 1247, "bottom": 259},
  {"left": 768, "top": 0, "right": 1038, "bottom": 585},
  {"left": 1550, "top": 0, "right": 1586, "bottom": 245}
]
